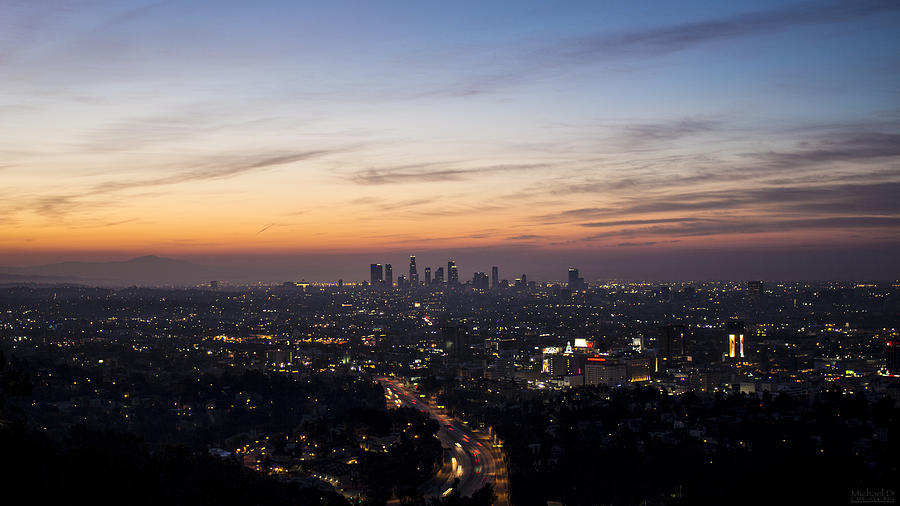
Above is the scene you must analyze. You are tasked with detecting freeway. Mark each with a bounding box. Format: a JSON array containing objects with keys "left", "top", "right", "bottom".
[{"left": 378, "top": 378, "right": 509, "bottom": 505}]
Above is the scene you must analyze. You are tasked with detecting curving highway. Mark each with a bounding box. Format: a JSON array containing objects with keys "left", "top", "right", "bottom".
[{"left": 378, "top": 378, "right": 509, "bottom": 505}]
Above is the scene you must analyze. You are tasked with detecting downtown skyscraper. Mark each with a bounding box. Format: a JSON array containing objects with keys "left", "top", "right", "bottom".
[
  {"left": 370, "top": 264, "right": 383, "bottom": 286},
  {"left": 409, "top": 255, "right": 418, "bottom": 285},
  {"left": 448, "top": 260, "right": 459, "bottom": 285}
]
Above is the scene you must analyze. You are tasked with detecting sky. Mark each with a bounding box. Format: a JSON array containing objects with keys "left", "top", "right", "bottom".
[{"left": 1, "top": 0, "right": 899, "bottom": 281}]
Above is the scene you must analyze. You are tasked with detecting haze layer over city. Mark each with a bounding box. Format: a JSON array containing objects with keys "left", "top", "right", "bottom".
[{"left": 1, "top": 2, "right": 898, "bottom": 506}]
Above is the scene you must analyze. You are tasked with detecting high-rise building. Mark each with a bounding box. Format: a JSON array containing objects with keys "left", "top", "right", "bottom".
[
  {"left": 473, "top": 272, "right": 489, "bottom": 289},
  {"left": 409, "top": 255, "right": 418, "bottom": 285},
  {"left": 568, "top": 267, "right": 585, "bottom": 290},
  {"left": 491, "top": 266, "right": 499, "bottom": 289},
  {"left": 659, "top": 324, "right": 687, "bottom": 359},
  {"left": 886, "top": 341, "right": 900, "bottom": 376},
  {"left": 448, "top": 260, "right": 459, "bottom": 285},
  {"left": 585, "top": 358, "right": 627, "bottom": 386},
  {"left": 370, "top": 263, "right": 383, "bottom": 286},
  {"left": 424, "top": 267, "right": 432, "bottom": 286},
  {"left": 435, "top": 267, "right": 444, "bottom": 284},
  {"left": 442, "top": 323, "right": 470, "bottom": 359},
  {"left": 384, "top": 264, "right": 393, "bottom": 287},
  {"left": 726, "top": 320, "right": 746, "bottom": 360},
  {"left": 548, "top": 354, "right": 577, "bottom": 377}
]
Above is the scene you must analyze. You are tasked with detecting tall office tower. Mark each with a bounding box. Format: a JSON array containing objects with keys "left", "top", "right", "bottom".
[
  {"left": 568, "top": 267, "right": 585, "bottom": 290},
  {"left": 448, "top": 260, "right": 459, "bottom": 285},
  {"left": 384, "top": 264, "right": 393, "bottom": 287},
  {"left": 491, "top": 266, "right": 499, "bottom": 289},
  {"left": 521, "top": 273, "right": 527, "bottom": 285},
  {"left": 659, "top": 324, "right": 687, "bottom": 359},
  {"left": 435, "top": 267, "right": 445, "bottom": 284},
  {"left": 370, "top": 263, "right": 383, "bottom": 286},
  {"left": 409, "top": 255, "right": 418, "bottom": 284},
  {"left": 886, "top": 341, "right": 900, "bottom": 376},
  {"left": 473, "top": 272, "right": 489, "bottom": 289},
  {"left": 442, "top": 323, "right": 470, "bottom": 359},
  {"left": 425, "top": 267, "right": 432, "bottom": 286},
  {"left": 726, "top": 320, "right": 746, "bottom": 360},
  {"left": 397, "top": 275, "right": 407, "bottom": 289}
]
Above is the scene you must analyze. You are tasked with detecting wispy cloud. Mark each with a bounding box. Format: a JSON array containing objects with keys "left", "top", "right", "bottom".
[
  {"left": 752, "top": 132, "right": 900, "bottom": 168},
  {"left": 617, "top": 240, "right": 681, "bottom": 247},
  {"left": 413, "top": 204, "right": 507, "bottom": 217},
  {"left": 92, "top": 150, "right": 333, "bottom": 194},
  {"left": 579, "top": 217, "right": 700, "bottom": 228},
  {"left": 255, "top": 223, "right": 276, "bottom": 235},
  {"left": 438, "top": 1, "right": 900, "bottom": 97},
  {"left": 70, "top": 218, "right": 140, "bottom": 229},
  {"left": 536, "top": 207, "right": 615, "bottom": 223},
  {"left": 620, "top": 119, "right": 721, "bottom": 144},
  {"left": 563, "top": 1, "right": 900, "bottom": 60},
  {"left": 376, "top": 199, "right": 432, "bottom": 211},
  {"left": 12, "top": 150, "right": 336, "bottom": 220},
  {"left": 350, "top": 163, "right": 550, "bottom": 185},
  {"left": 583, "top": 216, "right": 900, "bottom": 241},
  {"left": 537, "top": 130, "right": 900, "bottom": 200}
]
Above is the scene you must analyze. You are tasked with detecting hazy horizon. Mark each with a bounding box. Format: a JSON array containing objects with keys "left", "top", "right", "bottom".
[{"left": 2, "top": 242, "right": 898, "bottom": 284}]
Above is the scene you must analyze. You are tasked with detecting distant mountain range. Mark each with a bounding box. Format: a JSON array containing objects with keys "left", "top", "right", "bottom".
[{"left": 0, "top": 255, "right": 238, "bottom": 287}]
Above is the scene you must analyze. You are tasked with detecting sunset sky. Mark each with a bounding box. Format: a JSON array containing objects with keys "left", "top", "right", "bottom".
[{"left": 2, "top": 1, "right": 899, "bottom": 280}]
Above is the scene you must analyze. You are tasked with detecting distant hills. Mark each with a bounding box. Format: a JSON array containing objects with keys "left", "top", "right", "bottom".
[{"left": 0, "top": 255, "right": 236, "bottom": 287}]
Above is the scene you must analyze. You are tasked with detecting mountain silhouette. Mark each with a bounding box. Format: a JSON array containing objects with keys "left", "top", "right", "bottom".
[{"left": 0, "top": 256, "right": 238, "bottom": 287}]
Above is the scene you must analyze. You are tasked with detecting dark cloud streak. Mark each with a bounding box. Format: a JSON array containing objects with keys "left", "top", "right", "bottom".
[
  {"left": 565, "top": 1, "right": 900, "bottom": 60},
  {"left": 583, "top": 216, "right": 900, "bottom": 241},
  {"left": 351, "top": 163, "right": 549, "bottom": 185}
]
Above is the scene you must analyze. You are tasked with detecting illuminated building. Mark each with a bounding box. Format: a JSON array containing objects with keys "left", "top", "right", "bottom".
[
  {"left": 424, "top": 267, "right": 432, "bottom": 286},
  {"left": 886, "top": 341, "right": 900, "bottom": 376},
  {"left": 726, "top": 320, "right": 746, "bottom": 360},
  {"left": 409, "top": 255, "right": 418, "bottom": 285},
  {"left": 384, "top": 264, "right": 393, "bottom": 287},
  {"left": 435, "top": 267, "right": 445, "bottom": 284},
  {"left": 491, "top": 266, "right": 499, "bottom": 289},
  {"left": 473, "top": 272, "right": 489, "bottom": 289},
  {"left": 266, "top": 349, "right": 295, "bottom": 371},
  {"left": 627, "top": 358, "right": 652, "bottom": 382},
  {"left": 585, "top": 357, "right": 626, "bottom": 385},
  {"left": 747, "top": 280, "right": 764, "bottom": 293},
  {"left": 547, "top": 354, "right": 576, "bottom": 377},
  {"left": 370, "top": 263, "right": 383, "bottom": 286},
  {"left": 448, "top": 260, "right": 459, "bottom": 285},
  {"left": 514, "top": 274, "right": 529, "bottom": 289}
]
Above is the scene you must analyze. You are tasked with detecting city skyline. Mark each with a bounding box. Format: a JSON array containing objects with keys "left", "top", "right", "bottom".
[{"left": 2, "top": 1, "right": 900, "bottom": 279}]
